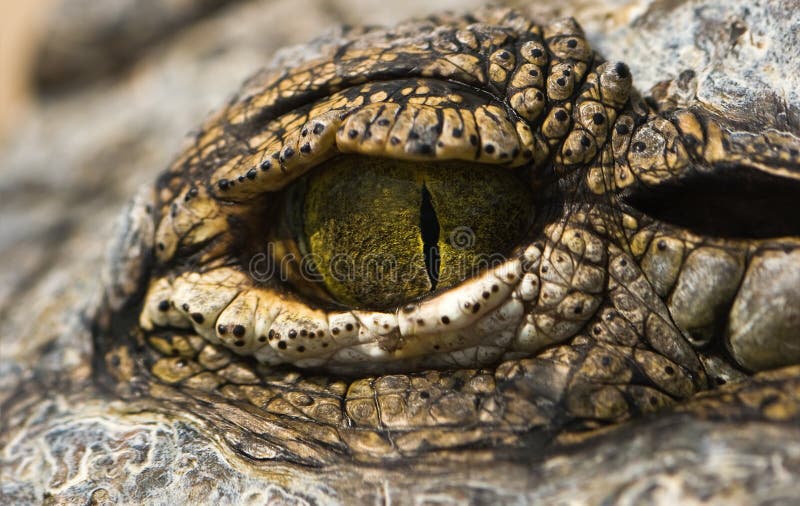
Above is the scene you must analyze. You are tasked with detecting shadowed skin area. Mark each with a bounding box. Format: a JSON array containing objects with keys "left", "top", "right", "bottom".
[{"left": 81, "top": 7, "right": 800, "bottom": 467}]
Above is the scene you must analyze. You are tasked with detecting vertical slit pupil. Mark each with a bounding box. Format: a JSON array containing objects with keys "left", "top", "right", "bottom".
[{"left": 420, "top": 185, "right": 440, "bottom": 289}]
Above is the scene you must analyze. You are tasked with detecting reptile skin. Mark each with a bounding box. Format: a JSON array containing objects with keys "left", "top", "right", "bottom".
[
  {"left": 3, "top": 5, "right": 800, "bottom": 503},
  {"left": 92, "top": 7, "right": 800, "bottom": 463}
]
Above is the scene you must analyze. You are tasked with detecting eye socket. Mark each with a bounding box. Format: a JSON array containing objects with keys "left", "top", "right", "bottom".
[{"left": 276, "top": 155, "right": 535, "bottom": 310}]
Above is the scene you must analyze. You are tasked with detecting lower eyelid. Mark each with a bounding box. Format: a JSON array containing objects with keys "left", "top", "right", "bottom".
[{"left": 141, "top": 251, "right": 536, "bottom": 372}]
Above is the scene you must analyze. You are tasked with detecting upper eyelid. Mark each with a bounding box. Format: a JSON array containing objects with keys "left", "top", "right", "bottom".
[{"left": 152, "top": 18, "right": 629, "bottom": 264}]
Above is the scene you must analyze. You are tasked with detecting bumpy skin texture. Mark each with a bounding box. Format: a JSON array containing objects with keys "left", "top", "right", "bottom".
[{"left": 2, "top": 3, "right": 800, "bottom": 504}]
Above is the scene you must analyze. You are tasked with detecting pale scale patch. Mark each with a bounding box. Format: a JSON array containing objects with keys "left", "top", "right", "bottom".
[{"left": 140, "top": 278, "right": 189, "bottom": 331}]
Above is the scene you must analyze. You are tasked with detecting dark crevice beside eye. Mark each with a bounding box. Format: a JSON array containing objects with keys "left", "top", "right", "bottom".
[
  {"left": 624, "top": 166, "right": 800, "bottom": 238},
  {"left": 420, "top": 184, "right": 440, "bottom": 290}
]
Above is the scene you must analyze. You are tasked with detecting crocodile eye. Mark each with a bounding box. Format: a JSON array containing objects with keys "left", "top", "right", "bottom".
[{"left": 280, "top": 155, "right": 534, "bottom": 309}]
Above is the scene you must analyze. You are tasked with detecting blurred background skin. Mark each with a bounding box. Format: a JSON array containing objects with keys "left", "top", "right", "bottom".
[{"left": 0, "top": 0, "right": 53, "bottom": 143}]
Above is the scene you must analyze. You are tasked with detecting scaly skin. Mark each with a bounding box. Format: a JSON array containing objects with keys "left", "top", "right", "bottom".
[
  {"left": 93, "top": 7, "right": 800, "bottom": 463},
  {"left": 2, "top": 5, "right": 800, "bottom": 503}
]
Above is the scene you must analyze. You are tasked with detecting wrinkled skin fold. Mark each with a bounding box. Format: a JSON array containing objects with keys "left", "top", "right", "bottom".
[{"left": 2, "top": 4, "right": 800, "bottom": 504}]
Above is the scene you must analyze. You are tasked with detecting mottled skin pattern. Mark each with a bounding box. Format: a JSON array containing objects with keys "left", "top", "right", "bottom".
[{"left": 3, "top": 5, "right": 800, "bottom": 503}]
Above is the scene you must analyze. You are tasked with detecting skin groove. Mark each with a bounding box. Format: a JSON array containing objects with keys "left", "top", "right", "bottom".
[{"left": 91, "top": 7, "right": 800, "bottom": 464}]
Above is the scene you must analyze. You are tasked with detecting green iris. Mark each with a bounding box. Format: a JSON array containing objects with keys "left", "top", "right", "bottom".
[{"left": 301, "top": 156, "right": 534, "bottom": 309}]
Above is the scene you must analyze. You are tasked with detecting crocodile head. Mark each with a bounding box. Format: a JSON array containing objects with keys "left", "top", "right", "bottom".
[
  {"left": 90, "top": 7, "right": 800, "bottom": 466},
  {"left": 3, "top": 4, "right": 800, "bottom": 503}
]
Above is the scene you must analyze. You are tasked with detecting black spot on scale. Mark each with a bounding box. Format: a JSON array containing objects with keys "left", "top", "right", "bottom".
[
  {"left": 283, "top": 147, "right": 295, "bottom": 159},
  {"left": 298, "top": 346, "right": 305, "bottom": 353},
  {"left": 278, "top": 341, "right": 287, "bottom": 350},
  {"left": 233, "top": 325, "right": 245, "bottom": 338},
  {"left": 408, "top": 131, "right": 420, "bottom": 140},
  {"left": 632, "top": 141, "right": 646, "bottom": 153},
  {"left": 157, "top": 243, "right": 165, "bottom": 251},
  {"left": 158, "top": 300, "right": 170, "bottom": 312},
  {"left": 555, "top": 110, "right": 568, "bottom": 122},
  {"left": 472, "top": 303, "right": 481, "bottom": 313},
  {"left": 484, "top": 144, "right": 496, "bottom": 154},
  {"left": 348, "top": 129, "right": 359, "bottom": 139},
  {"left": 260, "top": 160, "right": 272, "bottom": 171},
  {"left": 217, "top": 179, "right": 229, "bottom": 190},
  {"left": 565, "top": 148, "right": 573, "bottom": 157},
  {"left": 441, "top": 316, "right": 450, "bottom": 324},
  {"left": 469, "top": 134, "right": 478, "bottom": 146},
  {"left": 567, "top": 39, "right": 578, "bottom": 48},
  {"left": 331, "top": 327, "right": 340, "bottom": 335},
  {"left": 531, "top": 48, "right": 544, "bottom": 58},
  {"left": 313, "top": 123, "right": 325, "bottom": 135},
  {"left": 181, "top": 303, "right": 189, "bottom": 311},
  {"left": 580, "top": 135, "right": 591, "bottom": 148},
  {"left": 390, "top": 137, "right": 401, "bottom": 145},
  {"left": 300, "top": 143, "right": 312, "bottom": 154},
  {"left": 234, "top": 340, "right": 245, "bottom": 347},
  {"left": 345, "top": 323, "right": 354, "bottom": 331},
  {"left": 377, "top": 118, "right": 391, "bottom": 127},
  {"left": 529, "top": 69, "right": 539, "bottom": 77},
  {"left": 288, "top": 329, "right": 297, "bottom": 339},
  {"left": 452, "top": 127, "right": 463, "bottom": 138},
  {"left": 615, "top": 124, "right": 630, "bottom": 135},
  {"left": 418, "top": 144, "right": 433, "bottom": 155},
  {"left": 300, "top": 329, "right": 308, "bottom": 337},
  {"left": 191, "top": 313, "right": 204, "bottom": 324},
  {"left": 556, "top": 77, "right": 566, "bottom": 87},
  {"left": 217, "top": 324, "right": 227, "bottom": 335},
  {"left": 683, "top": 134, "right": 700, "bottom": 149},
  {"left": 258, "top": 336, "right": 267, "bottom": 343},
  {"left": 237, "top": 175, "right": 245, "bottom": 183},
  {"left": 592, "top": 113, "right": 605, "bottom": 125},
  {"left": 614, "top": 62, "right": 631, "bottom": 79},
  {"left": 657, "top": 240, "right": 667, "bottom": 250},
  {"left": 498, "top": 50, "right": 511, "bottom": 60},
  {"left": 246, "top": 168, "right": 257, "bottom": 180}
]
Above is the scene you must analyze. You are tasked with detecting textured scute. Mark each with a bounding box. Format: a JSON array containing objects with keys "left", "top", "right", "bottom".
[{"left": 1, "top": 0, "right": 800, "bottom": 504}]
